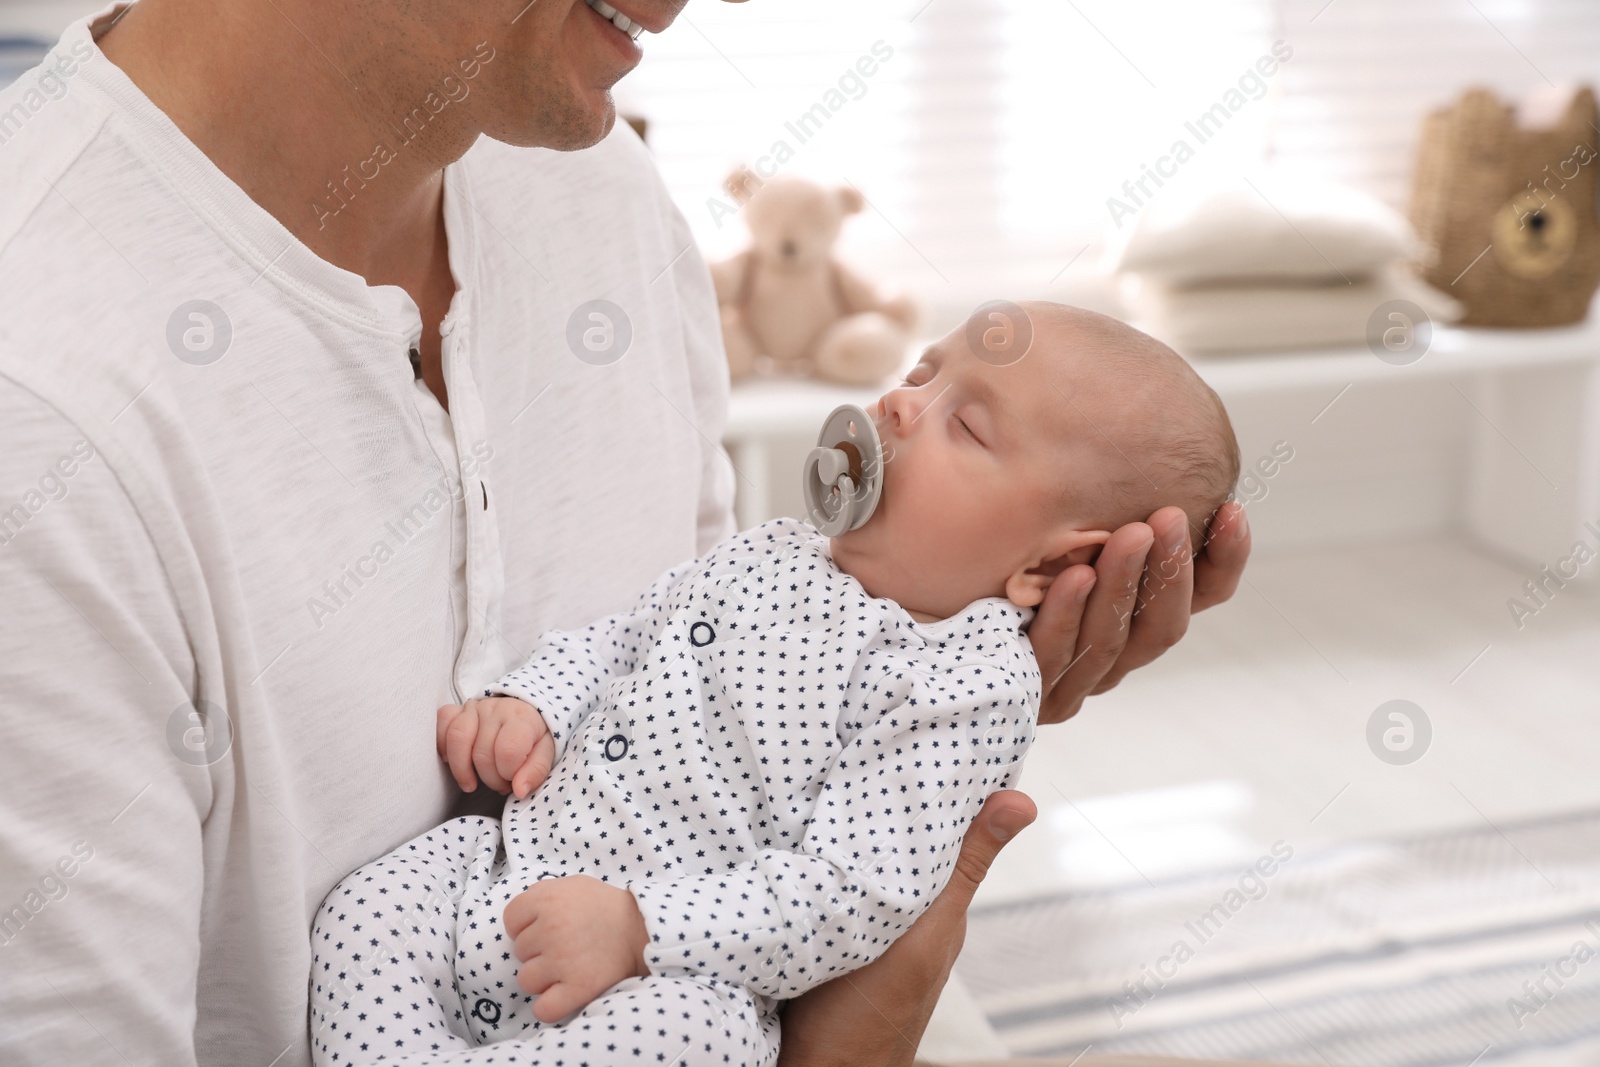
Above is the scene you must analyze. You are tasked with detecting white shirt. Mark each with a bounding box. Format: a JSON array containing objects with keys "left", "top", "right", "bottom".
[
  {"left": 489, "top": 517, "right": 1038, "bottom": 999},
  {"left": 0, "top": 4, "right": 735, "bottom": 1065}
]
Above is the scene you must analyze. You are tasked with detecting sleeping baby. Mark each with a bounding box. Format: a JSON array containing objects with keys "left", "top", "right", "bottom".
[{"left": 308, "top": 301, "right": 1240, "bottom": 1066}]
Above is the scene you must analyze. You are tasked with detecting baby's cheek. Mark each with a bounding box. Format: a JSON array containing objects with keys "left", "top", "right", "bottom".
[{"left": 886, "top": 443, "right": 933, "bottom": 504}]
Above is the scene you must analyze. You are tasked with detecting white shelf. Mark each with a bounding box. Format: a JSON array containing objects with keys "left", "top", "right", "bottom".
[
  {"left": 725, "top": 378, "right": 886, "bottom": 440},
  {"left": 723, "top": 320, "right": 1600, "bottom": 572},
  {"left": 1189, "top": 319, "right": 1600, "bottom": 395}
]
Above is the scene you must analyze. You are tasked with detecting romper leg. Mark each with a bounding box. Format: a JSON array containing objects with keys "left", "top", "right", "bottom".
[
  {"left": 313, "top": 823, "right": 777, "bottom": 1067},
  {"left": 310, "top": 816, "right": 503, "bottom": 1066},
  {"left": 521, "top": 974, "right": 778, "bottom": 1067}
]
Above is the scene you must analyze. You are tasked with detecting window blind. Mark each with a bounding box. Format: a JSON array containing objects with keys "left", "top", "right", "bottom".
[
  {"left": 623, "top": 0, "right": 1599, "bottom": 313},
  {"left": 619, "top": 0, "right": 1272, "bottom": 308},
  {"left": 1266, "top": 0, "right": 1600, "bottom": 212}
]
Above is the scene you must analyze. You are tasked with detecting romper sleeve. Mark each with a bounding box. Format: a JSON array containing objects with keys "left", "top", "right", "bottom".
[
  {"left": 485, "top": 559, "right": 698, "bottom": 764},
  {"left": 627, "top": 650, "right": 1039, "bottom": 1000}
]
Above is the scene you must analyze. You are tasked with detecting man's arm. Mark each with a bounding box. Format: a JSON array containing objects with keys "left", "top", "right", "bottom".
[
  {"left": 626, "top": 659, "right": 1034, "bottom": 1000},
  {"left": 0, "top": 385, "right": 205, "bottom": 1065},
  {"left": 776, "top": 789, "right": 1038, "bottom": 1067}
]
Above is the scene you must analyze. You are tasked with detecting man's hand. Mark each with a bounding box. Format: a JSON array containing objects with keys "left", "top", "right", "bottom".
[
  {"left": 436, "top": 696, "right": 556, "bottom": 798},
  {"left": 504, "top": 874, "right": 651, "bottom": 1024},
  {"left": 1030, "top": 501, "right": 1251, "bottom": 725},
  {"left": 776, "top": 789, "right": 1037, "bottom": 1067}
]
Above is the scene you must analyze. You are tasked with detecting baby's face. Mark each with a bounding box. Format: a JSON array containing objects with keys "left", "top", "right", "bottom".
[{"left": 829, "top": 307, "right": 1120, "bottom": 622}]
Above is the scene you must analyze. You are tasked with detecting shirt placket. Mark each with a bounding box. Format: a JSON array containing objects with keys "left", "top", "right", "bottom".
[{"left": 438, "top": 309, "right": 506, "bottom": 697}]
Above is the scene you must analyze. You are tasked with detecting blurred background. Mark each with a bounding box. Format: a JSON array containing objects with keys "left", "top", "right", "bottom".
[
  {"left": 630, "top": 3, "right": 1600, "bottom": 1063},
  {"left": 7, "top": 0, "right": 1598, "bottom": 1063}
]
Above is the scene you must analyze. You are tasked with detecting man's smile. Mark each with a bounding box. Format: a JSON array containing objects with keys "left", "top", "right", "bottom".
[{"left": 581, "top": 0, "right": 646, "bottom": 40}]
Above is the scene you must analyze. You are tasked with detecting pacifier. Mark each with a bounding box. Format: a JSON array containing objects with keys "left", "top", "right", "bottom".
[{"left": 801, "top": 404, "right": 885, "bottom": 536}]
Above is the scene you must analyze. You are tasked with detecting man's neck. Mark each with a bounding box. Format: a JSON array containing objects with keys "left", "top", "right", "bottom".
[{"left": 95, "top": 0, "right": 473, "bottom": 292}]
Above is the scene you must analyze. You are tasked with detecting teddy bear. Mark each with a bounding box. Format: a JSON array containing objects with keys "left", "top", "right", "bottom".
[{"left": 709, "top": 168, "right": 917, "bottom": 386}]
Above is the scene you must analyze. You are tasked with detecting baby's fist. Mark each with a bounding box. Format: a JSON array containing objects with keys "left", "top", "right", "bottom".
[
  {"left": 436, "top": 696, "right": 555, "bottom": 799},
  {"left": 504, "top": 874, "right": 650, "bottom": 1023}
]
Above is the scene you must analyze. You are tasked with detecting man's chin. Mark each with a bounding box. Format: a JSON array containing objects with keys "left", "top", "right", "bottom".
[
  {"left": 480, "top": 71, "right": 617, "bottom": 149},
  {"left": 593, "top": 100, "right": 618, "bottom": 140},
  {"left": 495, "top": 93, "right": 615, "bottom": 151},
  {"left": 554, "top": 87, "right": 618, "bottom": 148}
]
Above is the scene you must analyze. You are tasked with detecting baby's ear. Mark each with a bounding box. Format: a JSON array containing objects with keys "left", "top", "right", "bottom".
[{"left": 1005, "top": 529, "right": 1111, "bottom": 608}]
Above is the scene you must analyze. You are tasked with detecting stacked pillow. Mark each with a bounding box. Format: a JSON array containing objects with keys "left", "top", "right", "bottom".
[{"left": 1111, "top": 178, "right": 1460, "bottom": 355}]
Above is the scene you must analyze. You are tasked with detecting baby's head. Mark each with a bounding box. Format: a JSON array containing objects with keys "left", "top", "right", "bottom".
[{"left": 830, "top": 301, "right": 1240, "bottom": 622}]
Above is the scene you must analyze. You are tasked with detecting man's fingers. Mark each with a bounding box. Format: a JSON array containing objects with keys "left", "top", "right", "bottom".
[
  {"left": 941, "top": 789, "right": 1037, "bottom": 915},
  {"left": 1193, "top": 500, "right": 1250, "bottom": 612},
  {"left": 444, "top": 709, "right": 481, "bottom": 792},
  {"left": 513, "top": 732, "right": 557, "bottom": 799},
  {"left": 1091, "top": 506, "right": 1195, "bottom": 695},
  {"left": 1042, "top": 522, "right": 1152, "bottom": 723},
  {"left": 1027, "top": 564, "right": 1096, "bottom": 701}
]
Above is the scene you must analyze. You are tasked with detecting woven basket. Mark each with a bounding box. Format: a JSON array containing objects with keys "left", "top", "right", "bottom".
[{"left": 1408, "top": 85, "right": 1600, "bottom": 327}]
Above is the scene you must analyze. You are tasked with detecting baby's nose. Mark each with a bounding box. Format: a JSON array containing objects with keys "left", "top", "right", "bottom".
[
  {"left": 877, "top": 392, "right": 916, "bottom": 440},
  {"left": 876, "top": 394, "right": 900, "bottom": 434}
]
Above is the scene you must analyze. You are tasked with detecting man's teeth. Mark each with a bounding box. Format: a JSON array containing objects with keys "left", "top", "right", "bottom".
[{"left": 585, "top": 0, "right": 644, "bottom": 40}]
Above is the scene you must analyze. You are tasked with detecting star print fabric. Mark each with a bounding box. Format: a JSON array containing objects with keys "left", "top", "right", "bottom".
[
  {"left": 488, "top": 517, "right": 1039, "bottom": 997},
  {"left": 309, "top": 517, "right": 1039, "bottom": 1063}
]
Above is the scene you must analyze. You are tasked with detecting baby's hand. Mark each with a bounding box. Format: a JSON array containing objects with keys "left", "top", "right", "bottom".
[
  {"left": 504, "top": 874, "right": 650, "bottom": 1023},
  {"left": 436, "top": 696, "right": 555, "bottom": 799}
]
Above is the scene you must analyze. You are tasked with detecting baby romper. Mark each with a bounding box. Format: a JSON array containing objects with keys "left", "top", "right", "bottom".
[{"left": 310, "top": 517, "right": 1040, "bottom": 1066}]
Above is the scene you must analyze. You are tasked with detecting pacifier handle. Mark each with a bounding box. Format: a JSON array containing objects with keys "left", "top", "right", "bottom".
[{"left": 802, "top": 404, "right": 884, "bottom": 536}]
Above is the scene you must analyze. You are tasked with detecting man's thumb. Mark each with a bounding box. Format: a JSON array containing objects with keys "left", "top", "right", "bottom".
[{"left": 946, "top": 789, "right": 1037, "bottom": 909}]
